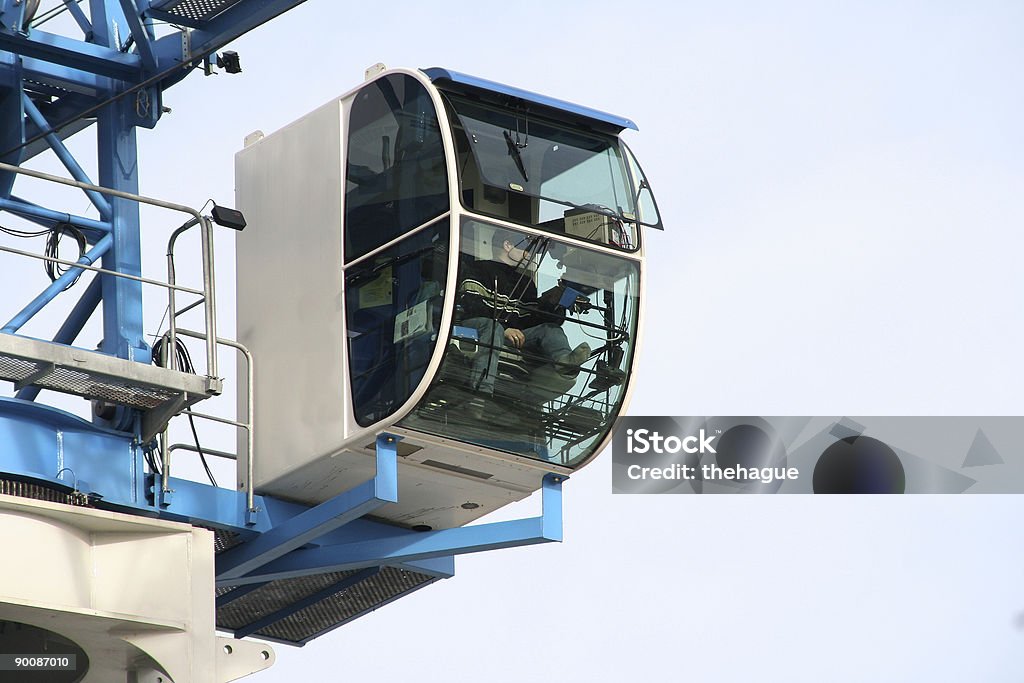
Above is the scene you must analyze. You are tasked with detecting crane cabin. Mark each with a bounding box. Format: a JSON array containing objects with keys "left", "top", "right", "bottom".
[{"left": 236, "top": 66, "right": 662, "bottom": 530}]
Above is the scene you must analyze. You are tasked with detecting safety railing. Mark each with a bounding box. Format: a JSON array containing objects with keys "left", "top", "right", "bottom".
[
  {"left": 0, "top": 160, "right": 223, "bottom": 439},
  {"left": 165, "top": 328, "right": 256, "bottom": 514}
]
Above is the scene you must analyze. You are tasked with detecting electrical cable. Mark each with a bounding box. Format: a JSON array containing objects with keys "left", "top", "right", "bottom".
[
  {"left": 0, "top": 223, "right": 51, "bottom": 238},
  {"left": 44, "top": 222, "right": 87, "bottom": 288},
  {"left": 142, "top": 441, "right": 162, "bottom": 476},
  {"left": 152, "top": 334, "right": 218, "bottom": 487},
  {"left": 2, "top": 219, "right": 87, "bottom": 287}
]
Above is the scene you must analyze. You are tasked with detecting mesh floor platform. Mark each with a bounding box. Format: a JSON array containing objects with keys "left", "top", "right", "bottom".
[
  {"left": 0, "top": 334, "right": 220, "bottom": 440},
  {"left": 216, "top": 566, "right": 439, "bottom": 645}
]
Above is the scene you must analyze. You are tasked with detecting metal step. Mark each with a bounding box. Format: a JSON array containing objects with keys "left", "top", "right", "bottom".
[{"left": 0, "top": 333, "right": 220, "bottom": 440}]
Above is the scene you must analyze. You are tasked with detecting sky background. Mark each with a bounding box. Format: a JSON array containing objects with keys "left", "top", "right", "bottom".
[{"left": 7, "top": 1, "right": 1024, "bottom": 681}]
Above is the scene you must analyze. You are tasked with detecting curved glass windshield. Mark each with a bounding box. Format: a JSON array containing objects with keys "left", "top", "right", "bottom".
[
  {"left": 399, "top": 219, "right": 639, "bottom": 468},
  {"left": 346, "top": 74, "right": 448, "bottom": 262},
  {"left": 442, "top": 94, "right": 658, "bottom": 251},
  {"left": 346, "top": 219, "right": 449, "bottom": 426}
]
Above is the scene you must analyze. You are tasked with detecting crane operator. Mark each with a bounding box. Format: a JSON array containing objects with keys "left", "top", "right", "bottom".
[{"left": 456, "top": 228, "right": 591, "bottom": 416}]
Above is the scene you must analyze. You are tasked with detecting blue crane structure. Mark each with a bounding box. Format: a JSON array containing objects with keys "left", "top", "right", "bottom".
[{"left": 0, "top": 0, "right": 568, "bottom": 654}]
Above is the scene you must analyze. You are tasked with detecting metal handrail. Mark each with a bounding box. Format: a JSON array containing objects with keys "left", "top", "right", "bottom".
[
  {"left": 171, "top": 328, "right": 256, "bottom": 513},
  {"left": 168, "top": 443, "right": 238, "bottom": 461},
  {"left": 1, "top": 162, "right": 249, "bottom": 509},
  {"left": 0, "top": 159, "right": 219, "bottom": 382},
  {"left": 0, "top": 243, "right": 205, "bottom": 296}
]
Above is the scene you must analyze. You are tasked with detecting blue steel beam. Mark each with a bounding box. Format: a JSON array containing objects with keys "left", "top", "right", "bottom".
[
  {"left": 233, "top": 567, "right": 382, "bottom": 640},
  {"left": 0, "top": 195, "right": 111, "bottom": 234},
  {"left": 0, "top": 51, "right": 22, "bottom": 198},
  {"left": 22, "top": 93, "right": 111, "bottom": 218},
  {"left": 215, "top": 434, "right": 400, "bottom": 581},
  {"left": 0, "top": 28, "right": 142, "bottom": 80},
  {"left": 217, "top": 474, "right": 566, "bottom": 587},
  {"left": 116, "top": 0, "right": 157, "bottom": 71},
  {"left": 151, "top": 0, "right": 309, "bottom": 87},
  {"left": 18, "top": 57, "right": 103, "bottom": 96},
  {"left": 151, "top": 478, "right": 455, "bottom": 585},
  {"left": 1, "top": 232, "right": 113, "bottom": 333},
  {"left": 63, "top": 0, "right": 95, "bottom": 38},
  {"left": 92, "top": 0, "right": 148, "bottom": 368}
]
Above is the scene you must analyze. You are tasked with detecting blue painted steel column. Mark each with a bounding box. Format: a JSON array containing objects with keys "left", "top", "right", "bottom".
[
  {"left": 92, "top": 0, "right": 148, "bottom": 368},
  {"left": 0, "top": 55, "right": 24, "bottom": 199}
]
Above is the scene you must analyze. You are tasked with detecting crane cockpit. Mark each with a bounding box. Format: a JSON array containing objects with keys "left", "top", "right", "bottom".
[{"left": 236, "top": 66, "right": 661, "bottom": 529}]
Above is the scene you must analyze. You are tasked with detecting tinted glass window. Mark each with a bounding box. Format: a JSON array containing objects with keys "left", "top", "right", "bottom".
[
  {"left": 442, "top": 93, "right": 648, "bottom": 250},
  {"left": 345, "top": 74, "right": 448, "bottom": 261},
  {"left": 346, "top": 220, "right": 449, "bottom": 426},
  {"left": 399, "top": 219, "right": 639, "bottom": 468}
]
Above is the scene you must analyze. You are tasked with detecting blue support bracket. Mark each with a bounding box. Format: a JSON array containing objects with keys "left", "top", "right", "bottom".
[
  {"left": 215, "top": 434, "right": 400, "bottom": 581},
  {"left": 217, "top": 473, "right": 566, "bottom": 587}
]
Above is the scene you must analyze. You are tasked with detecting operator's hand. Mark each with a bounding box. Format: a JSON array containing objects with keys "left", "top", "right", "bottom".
[{"left": 504, "top": 328, "right": 525, "bottom": 349}]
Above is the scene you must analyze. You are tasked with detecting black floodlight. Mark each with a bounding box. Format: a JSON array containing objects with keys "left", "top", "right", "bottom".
[
  {"left": 211, "top": 205, "right": 246, "bottom": 231},
  {"left": 217, "top": 51, "right": 242, "bottom": 74}
]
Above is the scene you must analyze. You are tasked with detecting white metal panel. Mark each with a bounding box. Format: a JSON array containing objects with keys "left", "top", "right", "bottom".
[
  {"left": 235, "top": 94, "right": 351, "bottom": 489},
  {"left": 0, "top": 494, "right": 268, "bottom": 682}
]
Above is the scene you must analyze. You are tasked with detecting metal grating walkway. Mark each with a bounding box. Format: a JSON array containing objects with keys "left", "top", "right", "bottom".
[
  {"left": 217, "top": 567, "right": 439, "bottom": 645},
  {"left": 0, "top": 333, "right": 220, "bottom": 440},
  {"left": 150, "top": 0, "right": 245, "bottom": 23}
]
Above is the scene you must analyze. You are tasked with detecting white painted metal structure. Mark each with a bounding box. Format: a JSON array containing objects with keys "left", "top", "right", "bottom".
[{"left": 0, "top": 494, "right": 274, "bottom": 682}]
